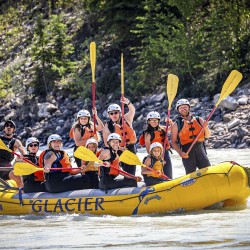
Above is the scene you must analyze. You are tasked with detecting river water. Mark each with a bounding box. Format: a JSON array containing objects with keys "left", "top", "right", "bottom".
[{"left": 1, "top": 149, "right": 250, "bottom": 249}]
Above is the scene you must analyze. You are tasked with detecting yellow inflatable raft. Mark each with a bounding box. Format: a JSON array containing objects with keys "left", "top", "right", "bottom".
[{"left": 0, "top": 161, "right": 249, "bottom": 216}]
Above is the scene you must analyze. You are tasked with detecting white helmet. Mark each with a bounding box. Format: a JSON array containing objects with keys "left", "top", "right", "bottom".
[
  {"left": 47, "top": 134, "right": 62, "bottom": 145},
  {"left": 77, "top": 110, "right": 91, "bottom": 118},
  {"left": 107, "top": 133, "right": 121, "bottom": 142},
  {"left": 86, "top": 138, "right": 98, "bottom": 147},
  {"left": 107, "top": 104, "right": 121, "bottom": 113},
  {"left": 176, "top": 99, "right": 190, "bottom": 111},
  {"left": 26, "top": 137, "right": 39, "bottom": 148},
  {"left": 147, "top": 111, "right": 161, "bottom": 121},
  {"left": 150, "top": 142, "right": 163, "bottom": 152}
]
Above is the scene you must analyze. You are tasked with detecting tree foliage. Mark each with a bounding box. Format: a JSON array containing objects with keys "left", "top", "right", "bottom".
[
  {"left": 31, "top": 14, "right": 75, "bottom": 95},
  {"left": 0, "top": 0, "right": 249, "bottom": 100},
  {"left": 131, "top": 0, "right": 250, "bottom": 96}
]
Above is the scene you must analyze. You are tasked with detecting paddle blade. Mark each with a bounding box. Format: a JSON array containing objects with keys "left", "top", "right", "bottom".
[
  {"left": 216, "top": 70, "right": 243, "bottom": 107},
  {"left": 167, "top": 74, "right": 179, "bottom": 109},
  {"left": 0, "top": 139, "right": 12, "bottom": 152},
  {"left": 119, "top": 150, "right": 144, "bottom": 166},
  {"left": 74, "top": 146, "right": 102, "bottom": 163},
  {"left": 14, "top": 162, "right": 42, "bottom": 176},
  {"left": 90, "top": 42, "right": 96, "bottom": 82}
]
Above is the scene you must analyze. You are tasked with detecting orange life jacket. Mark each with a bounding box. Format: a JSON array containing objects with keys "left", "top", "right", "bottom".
[
  {"left": 114, "top": 122, "right": 137, "bottom": 147},
  {"left": 69, "top": 125, "right": 97, "bottom": 141},
  {"left": 99, "top": 148, "right": 120, "bottom": 177},
  {"left": 139, "top": 130, "right": 170, "bottom": 150},
  {"left": 143, "top": 156, "right": 164, "bottom": 178},
  {"left": 178, "top": 117, "right": 205, "bottom": 145},
  {"left": 109, "top": 156, "right": 120, "bottom": 176},
  {"left": 39, "top": 149, "right": 72, "bottom": 172}
]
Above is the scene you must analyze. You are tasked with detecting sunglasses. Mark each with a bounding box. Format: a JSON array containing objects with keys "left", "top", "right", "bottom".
[
  {"left": 109, "top": 111, "right": 119, "bottom": 115},
  {"left": 5, "top": 124, "right": 14, "bottom": 128},
  {"left": 29, "top": 143, "right": 39, "bottom": 147}
]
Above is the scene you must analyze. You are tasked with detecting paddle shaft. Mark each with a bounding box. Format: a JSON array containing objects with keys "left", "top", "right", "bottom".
[
  {"left": 163, "top": 109, "right": 171, "bottom": 154},
  {"left": 106, "top": 163, "right": 140, "bottom": 181},
  {"left": 90, "top": 42, "right": 97, "bottom": 135},
  {"left": 144, "top": 165, "right": 170, "bottom": 180},
  {"left": 12, "top": 151, "right": 38, "bottom": 167},
  {"left": 186, "top": 106, "right": 216, "bottom": 155},
  {"left": 121, "top": 53, "right": 126, "bottom": 146},
  {"left": 0, "top": 167, "right": 13, "bottom": 171},
  {"left": 92, "top": 82, "right": 97, "bottom": 135}
]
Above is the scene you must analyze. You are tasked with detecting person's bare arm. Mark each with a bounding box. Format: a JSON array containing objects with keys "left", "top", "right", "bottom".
[
  {"left": 144, "top": 133, "right": 151, "bottom": 154},
  {"left": 102, "top": 125, "right": 110, "bottom": 147},
  {"left": 93, "top": 107, "right": 104, "bottom": 131},
  {"left": 122, "top": 97, "right": 135, "bottom": 127},
  {"left": 14, "top": 139, "right": 27, "bottom": 155}
]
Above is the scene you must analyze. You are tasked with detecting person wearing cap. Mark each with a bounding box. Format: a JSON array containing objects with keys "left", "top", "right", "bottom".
[
  {"left": 39, "top": 134, "right": 90, "bottom": 193},
  {"left": 142, "top": 142, "right": 168, "bottom": 186},
  {"left": 139, "top": 111, "right": 173, "bottom": 179},
  {"left": 70, "top": 108, "right": 104, "bottom": 167},
  {"left": 98, "top": 133, "right": 137, "bottom": 191},
  {"left": 102, "top": 97, "right": 137, "bottom": 175},
  {"left": 171, "top": 99, "right": 211, "bottom": 174},
  {"left": 22, "top": 137, "right": 46, "bottom": 193},
  {"left": 80, "top": 138, "right": 101, "bottom": 188},
  {"left": 0, "top": 120, "right": 26, "bottom": 187}
]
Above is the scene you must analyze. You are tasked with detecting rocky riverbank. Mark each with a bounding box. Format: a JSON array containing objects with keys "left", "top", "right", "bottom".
[{"left": 0, "top": 83, "right": 249, "bottom": 149}]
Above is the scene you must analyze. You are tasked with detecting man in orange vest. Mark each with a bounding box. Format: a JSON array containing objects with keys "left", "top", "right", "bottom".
[
  {"left": 171, "top": 99, "right": 211, "bottom": 174},
  {"left": 102, "top": 97, "right": 137, "bottom": 175}
]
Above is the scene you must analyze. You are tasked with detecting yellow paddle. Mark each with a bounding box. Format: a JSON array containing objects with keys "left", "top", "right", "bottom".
[
  {"left": 186, "top": 70, "right": 243, "bottom": 154},
  {"left": 90, "top": 41, "right": 97, "bottom": 135},
  {"left": 119, "top": 150, "right": 171, "bottom": 180},
  {"left": 163, "top": 74, "right": 179, "bottom": 153},
  {"left": 74, "top": 146, "right": 141, "bottom": 181},
  {"left": 0, "top": 139, "right": 36, "bottom": 166},
  {"left": 13, "top": 162, "right": 81, "bottom": 176}
]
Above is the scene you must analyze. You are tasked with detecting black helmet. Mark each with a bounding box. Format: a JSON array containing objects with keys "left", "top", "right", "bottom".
[{"left": 4, "top": 120, "right": 16, "bottom": 129}]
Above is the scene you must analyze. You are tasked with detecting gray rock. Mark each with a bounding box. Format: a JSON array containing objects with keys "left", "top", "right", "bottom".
[
  {"left": 223, "top": 113, "right": 232, "bottom": 122},
  {"left": 228, "top": 119, "right": 241, "bottom": 130},
  {"left": 220, "top": 96, "right": 239, "bottom": 110},
  {"left": 238, "top": 96, "right": 248, "bottom": 105}
]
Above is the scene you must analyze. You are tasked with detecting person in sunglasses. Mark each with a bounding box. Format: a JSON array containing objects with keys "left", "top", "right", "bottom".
[
  {"left": 0, "top": 120, "right": 26, "bottom": 187},
  {"left": 102, "top": 97, "right": 137, "bottom": 175},
  {"left": 22, "top": 137, "right": 46, "bottom": 193},
  {"left": 70, "top": 108, "right": 104, "bottom": 167},
  {"left": 40, "top": 134, "right": 90, "bottom": 193}
]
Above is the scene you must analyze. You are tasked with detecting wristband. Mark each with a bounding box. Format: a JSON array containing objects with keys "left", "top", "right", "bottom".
[{"left": 127, "top": 102, "right": 131, "bottom": 105}]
